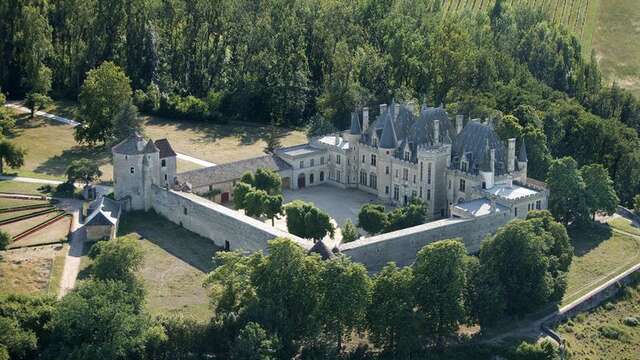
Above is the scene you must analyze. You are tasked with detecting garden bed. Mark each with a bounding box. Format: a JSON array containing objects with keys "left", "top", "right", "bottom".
[{"left": 8, "top": 215, "right": 72, "bottom": 249}]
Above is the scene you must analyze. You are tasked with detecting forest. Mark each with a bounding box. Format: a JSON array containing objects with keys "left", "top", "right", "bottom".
[{"left": 2, "top": 0, "right": 640, "bottom": 205}]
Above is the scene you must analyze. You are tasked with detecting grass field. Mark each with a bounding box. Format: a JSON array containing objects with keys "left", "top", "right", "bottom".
[
  {"left": 0, "top": 244, "right": 68, "bottom": 295},
  {"left": 0, "top": 180, "right": 50, "bottom": 196},
  {"left": 562, "top": 220, "right": 640, "bottom": 305},
  {"left": 441, "top": 0, "right": 601, "bottom": 54},
  {"left": 0, "top": 212, "right": 61, "bottom": 238},
  {"left": 591, "top": 0, "right": 640, "bottom": 98},
  {"left": 8, "top": 216, "right": 71, "bottom": 249},
  {"left": 113, "top": 211, "right": 220, "bottom": 320},
  {"left": 556, "top": 281, "right": 640, "bottom": 359},
  {"left": 0, "top": 196, "right": 48, "bottom": 208}
]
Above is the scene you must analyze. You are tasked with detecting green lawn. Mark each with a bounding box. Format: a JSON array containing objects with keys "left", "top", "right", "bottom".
[
  {"left": 115, "top": 211, "right": 220, "bottom": 320},
  {"left": 563, "top": 223, "right": 640, "bottom": 305},
  {"left": 0, "top": 180, "right": 49, "bottom": 196},
  {"left": 556, "top": 282, "right": 640, "bottom": 359},
  {"left": 592, "top": 0, "right": 640, "bottom": 98},
  {"left": 0, "top": 196, "right": 48, "bottom": 208}
]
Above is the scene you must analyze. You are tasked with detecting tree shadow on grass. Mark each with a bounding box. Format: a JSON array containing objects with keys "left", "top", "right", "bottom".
[
  {"left": 34, "top": 146, "right": 111, "bottom": 179},
  {"left": 144, "top": 115, "right": 294, "bottom": 146},
  {"left": 117, "top": 211, "right": 220, "bottom": 273},
  {"left": 569, "top": 224, "right": 614, "bottom": 257}
]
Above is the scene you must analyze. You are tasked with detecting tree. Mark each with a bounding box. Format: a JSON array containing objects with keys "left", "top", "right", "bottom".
[
  {"left": 0, "top": 93, "right": 15, "bottom": 135},
  {"left": 634, "top": 195, "right": 640, "bottom": 214},
  {"left": 113, "top": 102, "right": 143, "bottom": 142},
  {"left": 88, "top": 237, "right": 144, "bottom": 283},
  {"left": 367, "top": 263, "right": 417, "bottom": 356},
  {"left": 24, "top": 65, "right": 52, "bottom": 118},
  {"left": 254, "top": 168, "right": 282, "bottom": 195},
  {"left": 244, "top": 189, "right": 269, "bottom": 218},
  {"left": 0, "top": 141, "right": 25, "bottom": 174},
  {"left": 358, "top": 204, "right": 388, "bottom": 235},
  {"left": 233, "top": 182, "right": 253, "bottom": 210},
  {"left": 264, "top": 195, "right": 283, "bottom": 227},
  {"left": 251, "top": 238, "right": 324, "bottom": 355},
  {"left": 45, "top": 279, "right": 162, "bottom": 360},
  {"left": 306, "top": 114, "right": 336, "bottom": 139},
  {"left": 385, "top": 199, "right": 427, "bottom": 233},
  {"left": 319, "top": 256, "right": 371, "bottom": 350},
  {"left": 581, "top": 164, "right": 619, "bottom": 220},
  {"left": 0, "top": 230, "right": 9, "bottom": 250},
  {"left": 413, "top": 240, "right": 468, "bottom": 348},
  {"left": 263, "top": 127, "right": 282, "bottom": 155},
  {"left": 230, "top": 322, "right": 279, "bottom": 360},
  {"left": 479, "top": 218, "right": 571, "bottom": 316},
  {"left": 464, "top": 257, "right": 506, "bottom": 327},
  {"left": 284, "top": 201, "right": 334, "bottom": 242},
  {"left": 341, "top": 220, "right": 359, "bottom": 243},
  {"left": 495, "top": 114, "right": 523, "bottom": 141},
  {"left": 65, "top": 159, "right": 103, "bottom": 186},
  {"left": 546, "top": 157, "right": 589, "bottom": 225},
  {"left": 0, "top": 316, "right": 37, "bottom": 360},
  {"left": 75, "top": 62, "right": 132, "bottom": 145}
]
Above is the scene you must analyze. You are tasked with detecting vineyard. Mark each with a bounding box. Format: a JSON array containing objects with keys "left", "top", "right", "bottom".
[{"left": 441, "top": 0, "right": 601, "bottom": 53}]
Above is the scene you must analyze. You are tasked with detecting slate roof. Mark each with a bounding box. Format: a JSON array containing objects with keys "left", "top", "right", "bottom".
[
  {"left": 349, "top": 111, "right": 361, "bottom": 135},
  {"left": 177, "top": 155, "right": 292, "bottom": 188},
  {"left": 518, "top": 139, "right": 528, "bottom": 162},
  {"left": 155, "top": 139, "right": 177, "bottom": 158},
  {"left": 308, "top": 241, "right": 335, "bottom": 260},
  {"left": 451, "top": 121, "right": 507, "bottom": 175},
  {"left": 379, "top": 110, "right": 398, "bottom": 149},
  {"left": 112, "top": 133, "right": 158, "bottom": 155},
  {"left": 86, "top": 196, "right": 121, "bottom": 226}
]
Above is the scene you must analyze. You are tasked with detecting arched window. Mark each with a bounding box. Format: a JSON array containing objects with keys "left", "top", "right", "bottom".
[
  {"left": 310, "top": 173, "right": 315, "bottom": 184},
  {"left": 320, "top": 171, "right": 325, "bottom": 181},
  {"left": 360, "top": 170, "right": 367, "bottom": 186}
]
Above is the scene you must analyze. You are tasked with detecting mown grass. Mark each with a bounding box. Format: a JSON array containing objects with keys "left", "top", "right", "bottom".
[
  {"left": 591, "top": 0, "right": 640, "bottom": 98},
  {"left": 556, "top": 281, "right": 640, "bottom": 359},
  {"left": 0, "top": 244, "right": 67, "bottom": 295},
  {"left": 563, "top": 223, "right": 640, "bottom": 305},
  {"left": 0, "top": 180, "right": 50, "bottom": 196},
  {"left": 114, "top": 211, "right": 220, "bottom": 320}
]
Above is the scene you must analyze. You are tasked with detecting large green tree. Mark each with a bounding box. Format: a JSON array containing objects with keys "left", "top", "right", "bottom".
[
  {"left": 581, "top": 163, "right": 619, "bottom": 220},
  {"left": 546, "top": 157, "right": 589, "bottom": 225},
  {"left": 88, "top": 237, "right": 144, "bottom": 283},
  {"left": 358, "top": 204, "right": 388, "bottom": 235},
  {"left": 65, "top": 158, "right": 103, "bottom": 186},
  {"left": 0, "top": 141, "right": 25, "bottom": 174},
  {"left": 413, "top": 240, "right": 468, "bottom": 348},
  {"left": 75, "top": 62, "right": 132, "bottom": 145},
  {"left": 284, "top": 200, "right": 334, "bottom": 242}
]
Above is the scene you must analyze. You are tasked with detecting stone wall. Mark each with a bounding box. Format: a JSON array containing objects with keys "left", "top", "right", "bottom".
[
  {"left": 340, "top": 211, "right": 511, "bottom": 271},
  {"left": 149, "top": 185, "right": 311, "bottom": 253}
]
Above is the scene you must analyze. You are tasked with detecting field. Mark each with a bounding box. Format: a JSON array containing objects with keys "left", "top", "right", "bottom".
[
  {"left": 0, "top": 244, "right": 68, "bottom": 295},
  {"left": 84, "top": 211, "right": 220, "bottom": 320},
  {"left": 8, "top": 216, "right": 71, "bottom": 249},
  {"left": 0, "top": 196, "right": 48, "bottom": 208},
  {"left": 562, "top": 219, "right": 640, "bottom": 305},
  {"left": 556, "top": 281, "right": 640, "bottom": 359},
  {"left": 441, "top": 0, "right": 601, "bottom": 54},
  {"left": 0, "top": 180, "right": 50, "bottom": 196},
  {"left": 591, "top": 0, "right": 640, "bottom": 98},
  {"left": 6, "top": 104, "right": 306, "bottom": 182}
]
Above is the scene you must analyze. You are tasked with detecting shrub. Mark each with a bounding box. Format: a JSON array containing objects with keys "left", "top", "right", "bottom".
[
  {"left": 623, "top": 317, "right": 639, "bottom": 327},
  {"left": 0, "top": 230, "right": 10, "bottom": 250},
  {"left": 54, "top": 182, "right": 76, "bottom": 197},
  {"left": 634, "top": 194, "right": 640, "bottom": 214},
  {"left": 598, "top": 325, "right": 626, "bottom": 340}
]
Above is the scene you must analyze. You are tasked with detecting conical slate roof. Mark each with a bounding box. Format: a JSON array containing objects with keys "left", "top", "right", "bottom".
[
  {"left": 144, "top": 139, "right": 159, "bottom": 153},
  {"left": 518, "top": 139, "right": 528, "bottom": 162},
  {"left": 379, "top": 112, "right": 398, "bottom": 149},
  {"left": 349, "top": 111, "right": 361, "bottom": 135},
  {"left": 309, "top": 241, "right": 335, "bottom": 260}
]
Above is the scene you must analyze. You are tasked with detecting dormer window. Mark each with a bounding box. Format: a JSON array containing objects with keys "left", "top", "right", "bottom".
[
  {"left": 130, "top": 167, "right": 135, "bottom": 174},
  {"left": 372, "top": 138, "right": 378, "bottom": 147},
  {"left": 404, "top": 151, "right": 410, "bottom": 161},
  {"left": 461, "top": 161, "right": 467, "bottom": 172},
  {"left": 161, "top": 159, "right": 166, "bottom": 167}
]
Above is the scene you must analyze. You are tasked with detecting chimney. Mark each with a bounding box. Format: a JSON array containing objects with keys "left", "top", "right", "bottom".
[
  {"left": 362, "top": 107, "right": 369, "bottom": 131},
  {"left": 380, "top": 103, "right": 387, "bottom": 115},
  {"left": 490, "top": 148, "right": 495, "bottom": 174},
  {"left": 433, "top": 120, "right": 440, "bottom": 145},
  {"left": 456, "top": 115, "right": 464, "bottom": 135},
  {"left": 507, "top": 138, "right": 516, "bottom": 173}
]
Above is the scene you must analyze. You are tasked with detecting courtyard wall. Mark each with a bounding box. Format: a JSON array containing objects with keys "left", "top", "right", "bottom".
[
  {"left": 340, "top": 211, "right": 511, "bottom": 271},
  {"left": 149, "top": 185, "right": 311, "bottom": 252}
]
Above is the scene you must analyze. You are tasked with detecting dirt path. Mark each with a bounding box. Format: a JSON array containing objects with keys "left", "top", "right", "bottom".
[{"left": 56, "top": 199, "right": 85, "bottom": 298}]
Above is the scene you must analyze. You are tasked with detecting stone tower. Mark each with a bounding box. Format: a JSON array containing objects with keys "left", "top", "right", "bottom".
[{"left": 112, "top": 133, "right": 162, "bottom": 211}]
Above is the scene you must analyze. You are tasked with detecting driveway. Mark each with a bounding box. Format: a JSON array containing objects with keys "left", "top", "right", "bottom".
[{"left": 54, "top": 198, "right": 85, "bottom": 298}]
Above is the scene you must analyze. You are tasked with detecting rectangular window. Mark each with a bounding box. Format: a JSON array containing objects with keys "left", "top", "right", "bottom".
[
  {"left": 403, "top": 168, "right": 408, "bottom": 181},
  {"left": 337, "top": 155, "right": 341, "bottom": 165},
  {"left": 413, "top": 174, "right": 416, "bottom": 184},
  {"left": 130, "top": 167, "right": 135, "bottom": 174},
  {"left": 336, "top": 170, "right": 341, "bottom": 182},
  {"left": 362, "top": 155, "right": 365, "bottom": 163},
  {"left": 536, "top": 200, "right": 541, "bottom": 210},
  {"left": 515, "top": 207, "right": 519, "bottom": 217},
  {"left": 385, "top": 186, "right": 389, "bottom": 195},
  {"left": 427, "top": 189, "right": 431, "bottom": 201},
  {"left": 420, "top": 162, "right": 423, "bottom": 182},
  {"left": 299, "top": 160, "right": 304, "bottom": 168},
  {"left": 369, "top": 174, "right": 377, "bottom": 189},
  {"left": 385, "top": 166, "right": 389, "bottom": 175},
  {"left": 404, "top": 151, "right": 410, "bottom": 161},
  {"left": 371, "top": 154, "right": 377, "bottom": 166},
  {"left": 320, "top": 157, "right": 325, "bottom": 165},
  {"left": 448, "top": 179, "right": 452, "bottom": 190},
  {"left": 461, "top": 162, "right": 467, "bottom": 172},
  {"left": 360, "top": 171, "right": 367, "bottom": 186},
  {"left": 310, "top": 158, "right": 315, "bottom": 167},
  {"left": 183, "top": 207, "right": 187, "bottom": 215},
  {"left": 393, "top": 185, "right": 400, "bottom": 201},
  {"left": 164, "top": 174, "right": 168, "bottom": 181},
  {"left": 395, "top": 169, "right": 399, "bottom": 178},
  {"left": 427, "top": 163, "right": 432, "bottom": 184},
  {"left": 161, "top": 159, "right": 166, "bottom": 167},
  {"left": 459, "top": 179, "right": 466, "bottom": 192},
  {"left": 419, "top": 187, "right": 423, "bottom": 198}
]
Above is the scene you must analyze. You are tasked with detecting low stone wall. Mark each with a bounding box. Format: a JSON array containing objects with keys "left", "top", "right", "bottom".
[
  {"left": 150, "top": 185, "right": 311, "bottom": 253},
  {"left": 340, "top": 211, "right": 511, "bottom": 271}
]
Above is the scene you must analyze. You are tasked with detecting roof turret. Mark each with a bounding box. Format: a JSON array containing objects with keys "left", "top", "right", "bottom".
[
  {"left": 379, "top": 111, "right": 398, "bottom": 149},
  {"left": 349, "top": 111, "right": 361, "bottom": 135},
  {"left": 518, "top": 139, "right": 528, "bottom": 162}
]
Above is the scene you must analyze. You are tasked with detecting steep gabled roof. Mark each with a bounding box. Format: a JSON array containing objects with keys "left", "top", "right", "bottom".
[
  {"left": 155, "top": 139, "right": 177, "bottom": 158},
  {"left": 112, "top": 132, "right": 147, "bottom": 155},
  {"left": 86, "top": 196, "right": 121, "bottom": 227},
  {"left": 379, "top": 112, "right": 398, "bottom": 149},
  {"left": 349, "top": 111, "right": 361, "bottom": 135},
  {"left": 451, "top": 121, "right": 507, "bottom": 175}
]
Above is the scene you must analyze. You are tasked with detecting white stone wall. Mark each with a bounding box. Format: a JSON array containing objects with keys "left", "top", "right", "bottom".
[
  {"left": 341, "top": 211, "right": 512, "bottom": 271},
  {"left": 150, "top": 185, "right": 311, "bottom": 252},
  {"left": 159, "top": 156, "right": 177, "bottom": 187}
]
